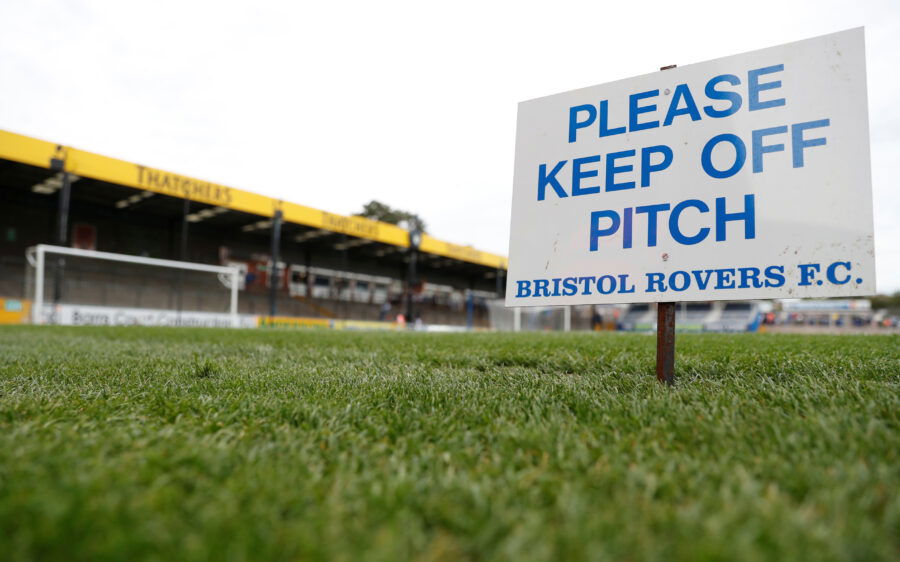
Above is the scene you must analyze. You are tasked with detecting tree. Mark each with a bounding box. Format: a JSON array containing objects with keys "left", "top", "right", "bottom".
[
  {"left": 870, "top": 291, "right": 900, "bottom": 312},
  {"left": 355, "top": 200, "right": 426, "bottom": 232}
]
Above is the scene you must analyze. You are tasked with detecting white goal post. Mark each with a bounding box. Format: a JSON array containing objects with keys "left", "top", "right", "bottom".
[{"left": 26, "top": 244, "right": 242, "bottom": 327}]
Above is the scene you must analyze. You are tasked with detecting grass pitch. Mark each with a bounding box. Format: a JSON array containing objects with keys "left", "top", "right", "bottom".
[{"left": 0, "top": 326, "right": 897, "bottom": 561}]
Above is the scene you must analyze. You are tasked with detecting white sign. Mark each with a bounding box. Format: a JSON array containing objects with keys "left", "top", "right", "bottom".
[
  {"left": 507, "top": 28, "right": 875, "bottom": 306},
  {"left": 42, "top": 304, "right": 259, "bottom": 328}
]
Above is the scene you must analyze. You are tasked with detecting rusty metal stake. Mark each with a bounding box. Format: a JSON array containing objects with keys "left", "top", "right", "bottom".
[
  {"left": 656, "top": 302, "right": 676, "bottom": 386},
  {"left": 655, "top": 64, "right": 678, "bottom": 387}
]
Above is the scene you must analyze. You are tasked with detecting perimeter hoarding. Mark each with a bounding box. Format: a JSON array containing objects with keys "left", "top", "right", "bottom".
[{"left": 506, "top": 28, "right": 874, "bottom": 306}]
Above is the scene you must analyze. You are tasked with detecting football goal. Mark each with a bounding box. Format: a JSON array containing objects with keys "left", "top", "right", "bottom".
[{"left": 25, "top": 245, "right": 243, "bottom": 327}]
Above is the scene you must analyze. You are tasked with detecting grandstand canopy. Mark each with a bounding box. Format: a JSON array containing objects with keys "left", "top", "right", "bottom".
[{"left": 0, "top": 129, "right": 507, "bottom": 293}]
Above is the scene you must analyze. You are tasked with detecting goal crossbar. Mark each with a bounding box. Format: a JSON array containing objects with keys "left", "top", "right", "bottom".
[{"left": 27, "top": 244, "right": 242, "bottom": 327}]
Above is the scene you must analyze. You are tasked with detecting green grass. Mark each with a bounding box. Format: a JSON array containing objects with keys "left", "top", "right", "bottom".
[{"left": 0, "top": 326, "right": 897, "bottom": 562}]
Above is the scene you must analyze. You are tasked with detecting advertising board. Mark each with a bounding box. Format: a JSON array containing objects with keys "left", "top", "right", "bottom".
[{"left": 41, "top": 304, "right": 259, "bottom": 328}]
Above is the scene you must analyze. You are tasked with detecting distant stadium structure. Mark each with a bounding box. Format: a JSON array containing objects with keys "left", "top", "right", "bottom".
[
  {"left": 0, "top": 130, "right": 888, "bottom": 332},
  {"left": 0, "top": 130, "right": 505, "bottom": 328}
]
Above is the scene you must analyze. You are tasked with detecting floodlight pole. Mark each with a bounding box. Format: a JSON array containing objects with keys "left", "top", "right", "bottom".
[
  {"left": 656, "top": 64, "right": 678, "bottom": 386},
  {"left": 269, "top": 210, "right": 283, "bottom": 317}
]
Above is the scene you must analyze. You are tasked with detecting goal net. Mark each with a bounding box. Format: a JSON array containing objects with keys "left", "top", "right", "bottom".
[
  {"left": 487, "top": 299, "right": 569, "bottom": 331},
  {"left": 25, "top": 245, "right": 243, "bottom": 328}
]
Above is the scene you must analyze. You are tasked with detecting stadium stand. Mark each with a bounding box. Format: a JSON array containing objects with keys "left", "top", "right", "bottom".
[
  {"left": 0, "top": 130, "right": 505, "bottom": 327},
  {"left": 5, "top": 131, "right": 884, "bottom": 333}
]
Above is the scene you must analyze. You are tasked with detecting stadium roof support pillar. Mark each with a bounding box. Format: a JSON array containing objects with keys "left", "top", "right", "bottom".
[
  {"left": 405, "top": 218, "right": 422, "bottom": 327},
  {"left": 466, "top": 277, "right": 475, "bottom": 330},
  {"left": 51, "top": 157, "right": 71, "bottom": 304},
  {"left": 304, "top": 247, "right": 312, "bottom": 299},
  {"left": 405, "top": 247, "right": 417, "bottom": 325},
  {"left": 269, "top": 210, "right": 283, "bottom": 317},
  {"left": 179, "top": 198, "right": 190, "bottom": 261},
  {"left": 176, "top": 198, "right": 190, "bottom": 317},
  {"left": 340, "top": 233, "right": 348, "bottom": 320}
]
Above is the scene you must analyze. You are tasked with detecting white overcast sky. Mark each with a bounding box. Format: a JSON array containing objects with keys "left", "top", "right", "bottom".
[{"left": 1, "top": 0, "right": 898, "bottom": 292}]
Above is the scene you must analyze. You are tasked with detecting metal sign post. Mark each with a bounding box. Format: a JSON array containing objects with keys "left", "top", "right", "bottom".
[
  {"left": 656, "top": 65, "right": 677, "bottom": 386},
  {"left": 656, "top": 302, "right": 676, "bottom": 385}
]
